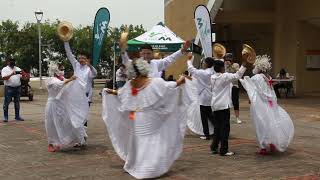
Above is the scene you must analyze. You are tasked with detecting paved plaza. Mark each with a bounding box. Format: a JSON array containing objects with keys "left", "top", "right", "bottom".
[{"left": 0, "top": 86, "right": 319, "bottom": 180}]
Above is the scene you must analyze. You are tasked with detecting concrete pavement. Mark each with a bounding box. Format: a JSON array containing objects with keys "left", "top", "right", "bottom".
[{"left": 0, "top": 87, "right": 319, "bottom": 180}]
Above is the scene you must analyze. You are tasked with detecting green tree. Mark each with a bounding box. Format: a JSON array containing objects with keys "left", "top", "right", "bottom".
[
  {"left": 0, "top": 20, "right": 20, "bottom": 58},
  {"left": 0, "top": 19, "right": 146, "bottom": 79}
]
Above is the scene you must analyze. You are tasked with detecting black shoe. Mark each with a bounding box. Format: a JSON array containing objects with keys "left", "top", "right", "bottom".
[
  {"left": 73, "top": 143, "right": 81, "bottom": 148},
  {"left": 3, "top": 119, "right": 8, "bottom": 122},
  {"left": 211, "top": 150, "right": 218, "bottom": 155},
  {"left": 15, "top": 117, "right": 24, "bottom": 121}
]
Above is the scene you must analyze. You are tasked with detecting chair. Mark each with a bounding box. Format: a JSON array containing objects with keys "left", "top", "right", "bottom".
[{"left": 279, "top": 76, "right": 295, "bottom": 97}]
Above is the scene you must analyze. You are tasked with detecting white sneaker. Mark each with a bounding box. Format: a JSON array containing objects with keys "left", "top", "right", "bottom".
[
  {"left": 236, "top": 118, "right": 242, "bottom": 124},
  {"left": 200, "top": 136, "right": 210, "bottom": 140},
  {"left": 222, "top": 151, "right": 235, "bottom": 156}
]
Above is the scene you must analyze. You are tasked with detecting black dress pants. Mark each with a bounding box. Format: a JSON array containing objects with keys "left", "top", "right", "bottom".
[
  {"left": 210, "top": 109, "right": 230, "bottom": 155},
  {"left": 200, "top": 105, "right": 215, "bottom": 137}
]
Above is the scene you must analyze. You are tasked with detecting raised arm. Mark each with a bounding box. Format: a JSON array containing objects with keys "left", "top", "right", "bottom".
[
  {"left": 156, "top": 50, "right": 184, "bottom": 71},
  {"left": 187, "top": 57, "right": 202, "bottom": 79},
  {"left": 64, "top": 42, "right": 77, "bottom": 69},
  {"left": 224, "top": 65, "right": 247, "bottom": 83},
  {"left": 89, "top": 65, "right": 98, "bottom": 78},
  {"left": 120, "top": 51, "right": 132, "bottom": 65},
  {"left": 155, "top": 40, "right": 191, "bottom": 71}
]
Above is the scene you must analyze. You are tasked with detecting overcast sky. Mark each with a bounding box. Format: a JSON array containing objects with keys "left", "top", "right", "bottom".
[{"left": 0, "top": 0, "right": 164, "bottom": 30}]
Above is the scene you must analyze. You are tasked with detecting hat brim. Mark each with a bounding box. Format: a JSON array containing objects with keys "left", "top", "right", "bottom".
[
  {"left": 57, "top": 21, "right": 74, "bottom": 42},
  {"left": 242, "top": 44, "right": 256, "bottom": 63},
  {"left": 119, "top": 32, "right": 128, "bottom": 52},
  {"left": 213, "top": 43, "right": 226, "bottom": 59}
]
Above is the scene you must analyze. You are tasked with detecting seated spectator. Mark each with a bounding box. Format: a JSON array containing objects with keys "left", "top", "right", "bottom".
[
  {"left": 276, "top": 68, "right": 290, "bottom": 79},
  {"left": 274, "top": 68, "right": 292, "bottom": 98}
]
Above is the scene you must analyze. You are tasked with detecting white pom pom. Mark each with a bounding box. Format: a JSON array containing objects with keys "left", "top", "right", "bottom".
[
  {"left": 127, "top": 58, "right": 150, "bottom": 79},
  {"left": 254, "top": 55, "right": 272, "bottom": 72}
]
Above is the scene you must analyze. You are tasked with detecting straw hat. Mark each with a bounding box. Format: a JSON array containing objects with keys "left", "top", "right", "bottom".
[
  {"left": 242, "top": 44, "right": 256, "bottom": 64},
  {"left": 57, "top": 21, "right": 74, "bottom": 42},
  {"left": 119, "top": 31, "right": 128, "bottom": 52},
  {"left": 212, "top": 43, "right": 226, "bottom": 59},
  {"left": 153, "top": 51, "right": 162, "bottom": 59}
]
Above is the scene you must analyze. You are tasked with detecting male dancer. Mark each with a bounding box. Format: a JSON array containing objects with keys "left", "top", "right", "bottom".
[
  {"left": 64, "top": 42, "right": 97, "bottom": 128},
  {"left": 187, "top": 55, "right": 215, "bottom": 140},
  {"left": 210, "top": 60, "right": 249, "bottom": 156},
  {"left": 120, "top": 41, "right": 191, "bottom": 78}
]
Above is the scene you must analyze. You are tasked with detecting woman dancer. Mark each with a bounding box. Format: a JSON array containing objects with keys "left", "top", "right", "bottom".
[
  {"left": 45, "top": 62, "right": 89, "bottom": 152},
  {"left": 240, "top": 55, "right": 294, "bottom": 155},
  {"left": 102, "top": 58, "right": 192, "bottom": 179}
]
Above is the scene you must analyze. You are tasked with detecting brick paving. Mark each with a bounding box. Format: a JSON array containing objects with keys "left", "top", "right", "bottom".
[{"left": 0, "top": 88, "right": 319, "bottom": 180}]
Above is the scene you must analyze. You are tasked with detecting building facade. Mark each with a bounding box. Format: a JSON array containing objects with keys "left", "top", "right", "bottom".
[{"left": 165, "top": 0, "right": 320, "bottom": 95}]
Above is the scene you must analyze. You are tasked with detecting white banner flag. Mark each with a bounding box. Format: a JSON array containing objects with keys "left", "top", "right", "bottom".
[{"left": 194, "top": 5, "right": 212, "bottom": 58}]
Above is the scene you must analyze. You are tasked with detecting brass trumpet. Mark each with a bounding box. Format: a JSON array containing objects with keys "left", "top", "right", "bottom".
[
  {"left": 57, "top": 21, "right": 74, "bottom": 42},
  {"left": 242, "top": 44, "right": 256, "bottom": 64}
]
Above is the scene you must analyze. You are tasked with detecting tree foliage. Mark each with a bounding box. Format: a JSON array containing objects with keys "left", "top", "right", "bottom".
[{"left": 0, "top": 20, "right": 146, "bottom": 78}]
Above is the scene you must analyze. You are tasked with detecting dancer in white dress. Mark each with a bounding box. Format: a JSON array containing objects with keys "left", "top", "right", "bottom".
[
  {"left": 45, "top": 62, "right": 89, "bottom": 152},
  {"left": 102, "top": 58, "right": 192, "bottom": 179},
  {"left": 240, "top": 55, "right": 294, "bottom": 155}
]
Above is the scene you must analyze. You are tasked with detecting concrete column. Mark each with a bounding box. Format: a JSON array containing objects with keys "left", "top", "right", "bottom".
[{"left": 273, "top": 0, "right": 301, "bottom": 95}]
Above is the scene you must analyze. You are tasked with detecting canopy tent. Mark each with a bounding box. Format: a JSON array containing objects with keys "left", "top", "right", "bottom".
[{"left": 115, "top": 22, "right": 201, "bottom": 54}]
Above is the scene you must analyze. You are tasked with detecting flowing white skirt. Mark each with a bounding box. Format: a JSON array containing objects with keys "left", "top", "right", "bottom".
[
  {"left": 102, "top": 81, "right": 190, "bottom": 179},
  {"left": 45, "top": 80, "right": 89, "bottom": 147},
  {"left": 185, "top": 79, "right": 214, "bottom": 135},
  {"left": 241, "top": 77, "right": 294, "bottom": 152}
]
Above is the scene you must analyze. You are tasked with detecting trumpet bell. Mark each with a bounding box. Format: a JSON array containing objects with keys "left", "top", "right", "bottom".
[
  {"left": 57, "top": 21, "right": 74, "bottom": 42},
  {"left": 242, "top": 44, "right": 256, "bottom": 64},
  {"left": 212, "top": 43, "right": 226, "bottom": 59}
]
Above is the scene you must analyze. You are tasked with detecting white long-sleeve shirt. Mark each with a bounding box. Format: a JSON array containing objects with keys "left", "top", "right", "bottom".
[
  {"left": 64, "top": 42, "right": 97, "bottom": 101},
  {"left": 121, "top": 50, "right": 183, "bottom": 78},
  {"left": 211, "top": 66, "right": 246, "bottom": 111},
  {"left": 116, "top": 68, "right": 127, "bottom": 82},
  {"left": 226, "top": 63, "right": 240, "bottom": 87},
  {"left": 187, "top": 60, "right": 214, "bottom": 106}
]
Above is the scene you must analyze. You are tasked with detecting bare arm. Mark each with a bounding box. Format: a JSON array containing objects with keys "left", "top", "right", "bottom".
[
  {"left": 105, "top": 88, "right": 118, "bottom": 95},
  {"left": 176, "top": 75, "right": 186, "bottom": 87}
]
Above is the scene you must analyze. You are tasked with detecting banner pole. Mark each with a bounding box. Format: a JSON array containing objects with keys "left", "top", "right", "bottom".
[{"left": 113, "top": 43, "right": 116, "bottom": 89}]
